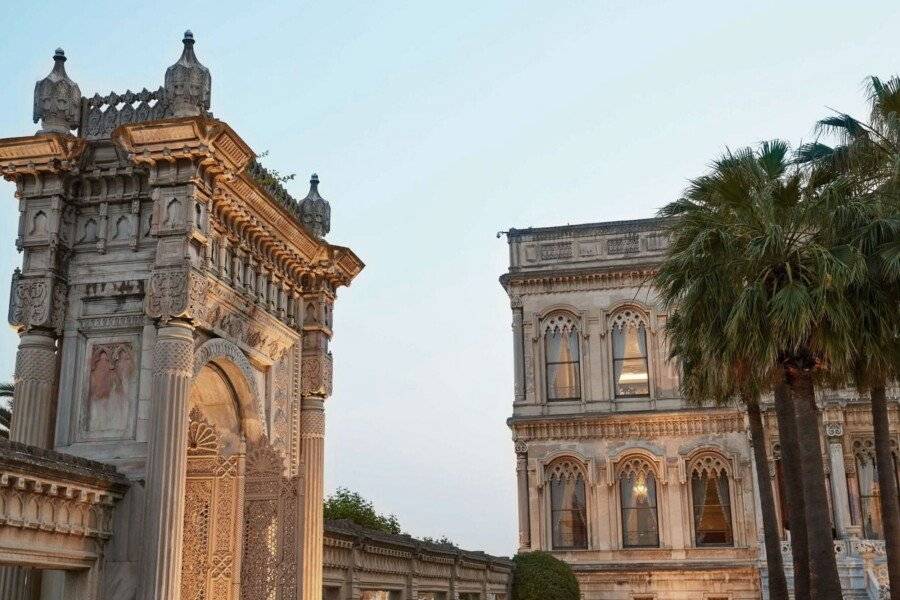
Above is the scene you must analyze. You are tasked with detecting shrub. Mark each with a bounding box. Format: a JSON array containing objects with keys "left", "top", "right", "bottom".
[{"left": 511, "top": 551, "right": 579, "bottom": 600}]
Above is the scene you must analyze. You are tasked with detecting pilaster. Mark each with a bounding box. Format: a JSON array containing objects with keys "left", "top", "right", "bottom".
[
  {"left": 140, "top": 320, "right": 194, "bottom": 600},
  {"left": 511, "top": 297, "right": 525, "bottom": 405},
  {"left": 514, "top": 440, "right": 531, "bottom": 551},
  {"left": 825, "top": 421, "right": 853, "bottom": 539}
]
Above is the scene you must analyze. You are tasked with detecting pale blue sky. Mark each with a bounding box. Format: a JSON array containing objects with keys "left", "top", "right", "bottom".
[{"left": 1, "top": 1, "right": 898, "bottom": 555}]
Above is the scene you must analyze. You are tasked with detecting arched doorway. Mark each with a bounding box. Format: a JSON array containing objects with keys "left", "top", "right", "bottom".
[{"left": 180, "top": 363, "right": 246, "bottom": 600}]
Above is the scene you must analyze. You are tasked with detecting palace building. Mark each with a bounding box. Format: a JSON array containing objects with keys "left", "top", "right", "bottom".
[{"left": 501, "top": 218, "right": 897, "bottom": 599}]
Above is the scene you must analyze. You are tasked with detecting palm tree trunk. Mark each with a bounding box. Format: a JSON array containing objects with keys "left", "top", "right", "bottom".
[
  {"left": 747, "top": 396, "right": 790, "bottom": 600},
  {"left": 788, "top": 367, "right": 843, "bottom": 598},
  {"left": 773, "top": 379, "right": 811, "bottom": 600},
  {"left": 870, "top": 383, "right": 900, "bottom": 591}
]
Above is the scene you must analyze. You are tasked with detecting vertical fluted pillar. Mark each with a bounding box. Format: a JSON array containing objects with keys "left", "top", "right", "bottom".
[
  {"left": 300, "top": 396, "right": 325, "bottom": 600},
  {"left": 515, "top": 440, "right": 531, "bottom": 551},
  {"left": 511, "top": 302, "right": 525, "bottom": 404},
  {"left": 8, "top": 331, "right": 59, "bottom": 447},
  {"left": 0, "top": 331, "right": 59, "bottom": 600},
  {"left": 141, "top": 321, "right": 194, "bottom": 600}
]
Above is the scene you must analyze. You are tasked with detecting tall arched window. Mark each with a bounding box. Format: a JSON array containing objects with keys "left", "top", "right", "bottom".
[
  {"left": 853, "top": 438, "right": 896, "bottom": 540},
  {"left": 544, "top": 313, "right": 581, "bottom": 401},
  {"left": 547, "top": 458, "right": 588, "bottom": 549},
  {"left": 618, "top": 457, "right": 659, "bottom": 547},
  {"left": 689, "top": 453, "right": 734, "bottom": 546},
  {"left": 610, "top": 309, "right": 650, "bottom": 397}
]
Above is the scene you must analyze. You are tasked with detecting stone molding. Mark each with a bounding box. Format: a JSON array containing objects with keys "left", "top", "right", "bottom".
[
  {"left": 0, "top": 133, "right": 85, "bottom": 179},
  {"left": 192, "top": 337, "right": 265, "bottom": 429},
  {"left": 510, "top": 410, "right": 745, "bottom": 441}
]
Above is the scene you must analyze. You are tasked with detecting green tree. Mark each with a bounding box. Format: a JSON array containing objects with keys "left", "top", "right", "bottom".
[
  {"left": 663, "top": 303, "right": 790, "bottom": 599},
  {"left": 510, "top": 552, "right": 579, "bottom": 600},
  {"left": 797, "top": 75, "right": 900, "bottom": 590},
  {"left": 655, "top": 141, "right": 851, "bottom": 598},
  {"left": 323, "top": 488, "right": 401, "bottom": 535},
  {"left": 0, "top": 382, "right": 13, "bottom": 440}
]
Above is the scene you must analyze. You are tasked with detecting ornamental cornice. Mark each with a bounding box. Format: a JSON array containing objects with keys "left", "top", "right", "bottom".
[
  {"left": 501, "top": 266, "right": 657, "bottom": 294},
  {"left": 0, "top": 133, "right": 86, "bottom": 179},
  {"left": 113, "top": 116, "right": 363, "bottom": 289},
  {"left": 509, "top": 410, "right": 745, "bottom": 441}
]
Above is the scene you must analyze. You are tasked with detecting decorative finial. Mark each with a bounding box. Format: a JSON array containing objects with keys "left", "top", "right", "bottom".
[
  {"left": 33, "top": 47, "right": 82, "bottom": 134},
  {"left": 164, "top": 29, "right": 211, "bottom": 117},
  {"left": 299, "top": 173, "right": 331, "bottom": 238}
]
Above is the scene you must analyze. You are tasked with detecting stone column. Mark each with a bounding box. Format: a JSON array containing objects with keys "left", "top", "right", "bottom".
[
  {"left": 8, "top": 331, "right": 58, "bottom": 448},
  {"left": 300, "top": 396, "right": 326, "bottom": 600},
  {"left": 825, "top": 422, "right": 852, "bottom": 539},
  {"left": 0, "top": 331, "right": 60, "bottom": 600},
  {"left": 515, "top": 440, "right": 531, "bottom": 551},
  {"left": 511, "top": 300, "right": 525, "bottom": 404},
  {"left": 141, "top": 321, "right": 194, "bottom": 600}
]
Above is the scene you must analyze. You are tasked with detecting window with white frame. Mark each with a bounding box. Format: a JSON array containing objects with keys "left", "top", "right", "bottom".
[
  {"left": 689, "top": 453, "right": 734, "bottom": 546},
  {"left": 618, "top": 457, "right": 660, "bottom": 548},
  {"left": 543, "top": 312, "right": 581, "bottom": 401},
  {"left": 610, "top": 309, "right": 650, "bottom": 398},
  {"left": 547, "top": 458, "right": 588, "bottom": 549}
]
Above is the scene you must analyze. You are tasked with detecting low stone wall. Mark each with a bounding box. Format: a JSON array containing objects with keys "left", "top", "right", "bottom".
[
  {"left": 0, "top": 439, "right": 130, "bottom": 571},
  {"left": 323, "top": 520, "right": 512, "bottom": 600}
]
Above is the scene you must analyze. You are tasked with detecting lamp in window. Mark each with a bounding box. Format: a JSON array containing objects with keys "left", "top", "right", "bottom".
[{"left": 633, "top": 472, "right": 648, "bottom": 503}]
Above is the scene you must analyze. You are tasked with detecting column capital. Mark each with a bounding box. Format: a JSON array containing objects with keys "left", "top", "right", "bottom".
[{"left": 824, "top": 422, "right": 844, "bottom": 438}]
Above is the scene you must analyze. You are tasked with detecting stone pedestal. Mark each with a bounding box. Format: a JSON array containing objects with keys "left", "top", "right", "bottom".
[
  {"left": 140, "top": 321, "right": 194, "bottom": 600},
  {"left": 301, "top": 396, "right": 325, "bottom": 600}
]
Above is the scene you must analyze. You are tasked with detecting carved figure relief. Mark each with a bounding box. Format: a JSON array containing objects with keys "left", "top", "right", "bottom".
[{"left": 85, "top": 342, "right": 135, "bottom": 434}]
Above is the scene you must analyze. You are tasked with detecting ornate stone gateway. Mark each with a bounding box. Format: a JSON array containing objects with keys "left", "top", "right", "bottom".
[{"left": 0, "top": 33, "right": 362, "bottom": 600}]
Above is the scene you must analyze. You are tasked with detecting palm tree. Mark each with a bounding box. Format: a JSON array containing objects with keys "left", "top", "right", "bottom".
[
  {"left": 664, "top": 306, "right": 790, "bottom": 600},
  {"left": 0, "top": 382, "right": 13, "bottom": 440},
  {"left": 797, "top": 75, "right": 900, "bottom": 591},
  {"left": 656, "top": 141, "right": 850, "bottom": 598}
]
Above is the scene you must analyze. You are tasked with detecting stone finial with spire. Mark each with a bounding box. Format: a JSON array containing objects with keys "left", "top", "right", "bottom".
[
  {"left": 299, "top": 174, "right": 331, "bottom": 238},
  {"left": 164, "top": 30, "right": 211, "bottom": 117},
  {"left": 33, "top": 48, "right": 82, "bottom": 134}
]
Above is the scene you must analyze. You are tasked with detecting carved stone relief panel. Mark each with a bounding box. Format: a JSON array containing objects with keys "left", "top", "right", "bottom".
[
  {"left": 8, "top": 271, "right": 67, "bottom": 333},
  {"left": 75, "top": 335, "right": 140, "bottom": 441}
]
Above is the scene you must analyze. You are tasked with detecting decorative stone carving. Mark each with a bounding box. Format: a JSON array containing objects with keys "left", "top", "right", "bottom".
[
  {"left": 299, "top": 174, "right": 331, "bottom": 238},
  {"left": 146, "top": 269, "right": 209, "bottom": 324},
  {"left": 514, "top": 439, "right": 528, "bottom": 455},
  {"left": 33, "top": 49, "right": 81, "bottom": 134},
  {"left": 301, "top": 352, "right": 333, "bottom": 399},
  {"left": 825, "top": 422, "right": 844, "bottom": 438},
  {"left": 83, "top": 342, "right": 135, "bottom": 435},
  {"left": 8, "top": 271, "right": 66, "bottom": 333},
  {"left": 241, "top": 437, "right": 302, "bottom": 600},
  {"left": 164, "top": 31, "right": 211, "bottom": 118},
  {"left": 193, "top": 337, "right": 265, "bottom": 432}
]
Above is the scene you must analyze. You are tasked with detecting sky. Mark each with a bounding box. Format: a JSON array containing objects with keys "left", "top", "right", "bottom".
[{"left": 1, "top": 1, "right": 898, "bottom": 556}]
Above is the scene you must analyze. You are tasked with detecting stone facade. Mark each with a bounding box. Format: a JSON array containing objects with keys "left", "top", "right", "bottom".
[
  {"left": 323, "top": 520, "right": 511, "bottom": 600},
  {"left": 501, "top": 219, "right": 898, "bottom": 599},
  {"left": 0, "top": 35, "right": 363, "bottom": 600}
]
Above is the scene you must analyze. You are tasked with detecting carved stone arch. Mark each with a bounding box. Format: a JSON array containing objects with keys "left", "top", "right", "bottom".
[
  {"left": 544, "top": 455, "right": 588, "bottom": 481},
  {"left": 610, "top": 449, "right": 665, "bottom": 486},
  {"left": 688, "top": 450, "right": 731, "bottom": 479},
  {"left": 193, "top": 337, "right": 266, "bottom": 440},
  {"left": 607, "top": 303, "right": 650, "bottom": 332},
  {"left": 537, "top": 303, "right": 581, "bottom": 321}
]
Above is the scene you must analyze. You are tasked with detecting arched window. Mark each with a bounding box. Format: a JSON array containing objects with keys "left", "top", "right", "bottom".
[
  {"left": 689, "top": 453, "right": 734, "bottom": 546},
  {"left": 618, "top": 457, "right": 659, "bottom": 547},
  {"left": 610, "top": 309, "right": 650, "bottom": 398},
  {"left": 853, "top": 438, "right": 897, "bottom": 540},
  {"left": 543, "top": 313, "right": 581, "bottom": 401},
  {"left": 547, "top": 458, "right": 588, "bottom": 549}
]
